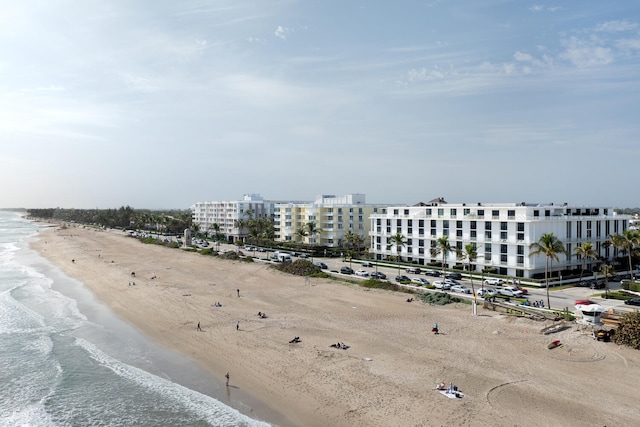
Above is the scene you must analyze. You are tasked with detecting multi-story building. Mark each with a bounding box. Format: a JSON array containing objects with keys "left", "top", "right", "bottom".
[
  {"left": 369, "top": 200, "right": 631, "bottom": 279},
  {"left": 192, "top": 194, "right": 273, "bottom": 242},
  {"left": 274, "top": 194, "right": 386, "bottom": 248}
]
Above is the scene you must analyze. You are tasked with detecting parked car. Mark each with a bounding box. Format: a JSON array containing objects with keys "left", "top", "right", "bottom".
[
  {"left": 484, "top": 278, "right": 504, "bottom": 286},
  {"left": 411, "top": 277, "right": 430, "bottom": 286},
  {"left": 445, "top": 272, "right": 462, "bottom": 280},
  {"left": 451, "top": 285, "right": 472, "bottom": 294},
  {"left": 298, "top": 253, "right": 309, "bottom": 259},
  {"left": 498, "top": 286, "right": 523, "bottom": 297},
  {"left": 444, "top": 279, "right": 459, "bottom": 286},
  {"left": 340, "top": 266, "right": 354, "bottom": 275},
  {"left": 361, "top": 261, "right": 373, "bottom": 267},
  {"left": 355, "top": 270, "right": 370, "bottom": 277},
  {"left": 406, "top": 267, "right": 421, "bottom": 274},
  {"left": 315, "top": 262, "right": 328, "bottom": 269},
  {"left": 395, "top": 275, "right": 411, "bottom": 283},
  {"left": 516, "top": 286, "right": 529, "bottom": 295},
  {"left": 624, "top": 298, "right": 640, "bottom": 306},
  {"left": 370, "top": 272, "right": 387, "bottom": 280},
  {"left": 477, "top": 288, "right": 496, "bottom": 298},
  {"left": 433, "top": 281, "right": 451, "bottom": 290},
  {"left": 424, "top": 270, "right": 442, "bottom": 277}
]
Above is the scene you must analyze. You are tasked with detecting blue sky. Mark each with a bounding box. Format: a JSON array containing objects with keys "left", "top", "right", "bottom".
[{"left": 1, "top": 1, "right": 639, "bottom": 209}]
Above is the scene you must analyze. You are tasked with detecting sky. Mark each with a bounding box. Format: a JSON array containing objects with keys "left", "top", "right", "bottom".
[{"left": 1, "top": 1, "right": 639, "bottom": 209}]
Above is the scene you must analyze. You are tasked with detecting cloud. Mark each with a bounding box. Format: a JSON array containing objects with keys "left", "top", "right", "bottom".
[
  {"left": 595, "top": 20, "right": 638, "bottom": 33},
  {"left": 275, "top": 25, "right": 290, "bottom": 40},
  {"left": 560, "top": 36, "right": 613, "bottom": 67},
  {"left": 616, "top": 37, "right": 640, "bottom": 52}
]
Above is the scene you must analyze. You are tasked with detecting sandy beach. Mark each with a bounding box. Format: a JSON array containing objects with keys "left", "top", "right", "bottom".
[{"left": 32, "top": 225, "right": 640, "bottom": 427}]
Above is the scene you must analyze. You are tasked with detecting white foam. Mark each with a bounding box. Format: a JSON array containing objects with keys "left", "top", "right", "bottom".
[{"left": 76, "top": 338, "right": 271, "bottom": 426}]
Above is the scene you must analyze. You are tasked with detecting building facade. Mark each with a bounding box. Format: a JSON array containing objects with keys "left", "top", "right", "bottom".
[
  {"left": 192, "top": 194, "right": 273, "bottom": 242},
  {"left": 274, "top": 194, "right": 386, "bottom": 248},
  {"left": 369, "top": 201, "right": 631, "bottom": 279}
]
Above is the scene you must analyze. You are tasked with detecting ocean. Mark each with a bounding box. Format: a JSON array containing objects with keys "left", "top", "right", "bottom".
[{"left": 0, "top": 211, "right": 272, "bottom": 427}]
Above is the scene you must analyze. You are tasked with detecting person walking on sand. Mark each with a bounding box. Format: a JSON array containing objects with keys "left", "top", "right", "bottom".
[
  {"left": 225, "top": 372, "right": 230, "bottom": 386},
  {"left": 237, "top": 288, "right": 240, "bottom": 297},
  {"left": 197, "top": 322, "right": 201, "bottom": 331},
  {"left": 236, "top": 321, "right": 239, "bottom": 331}
]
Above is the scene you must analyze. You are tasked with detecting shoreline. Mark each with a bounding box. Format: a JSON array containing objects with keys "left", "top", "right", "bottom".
[{"left": 31, "top": 224, "right": 640, "bottom": 427}]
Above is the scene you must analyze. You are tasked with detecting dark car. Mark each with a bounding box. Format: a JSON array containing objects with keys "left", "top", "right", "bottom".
[
  {"left": 445, "top": 272, "right": 462, "bottom": 280},
  {"left": 340, "top": 266, "right": 354, "bottom": 275},
  {"left": 370, "top": 272, "right": 387, "bottom": 280},
  {"left": 625, "top": 298, "right": 640, "bottom": 306},
  {"left": 395, "top": 275, "right": 411, "bottom": 283},
  {"left": 406, "top": 267, "right": 421, "bottom": 274},
  {"left": 315, "top": 262, "right": 328, "bottom": 269},
  {"left": 424, "top": 270, "right": 442, "bottom": 277}
]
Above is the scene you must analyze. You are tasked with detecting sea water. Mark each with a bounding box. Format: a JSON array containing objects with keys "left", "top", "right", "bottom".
[{"left": 0, "top": 211, "right": 272, "bottom": 427}]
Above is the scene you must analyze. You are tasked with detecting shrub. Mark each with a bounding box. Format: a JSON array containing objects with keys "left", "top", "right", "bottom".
[
  {"left": 274, "top": 259, "right": 321, "bottom": 276},
  {"left": 418, "top": 292, "right": 462, "bottom": 305},
  {"left": 612, "top": 311, "right": 640, "bottom": 350}
]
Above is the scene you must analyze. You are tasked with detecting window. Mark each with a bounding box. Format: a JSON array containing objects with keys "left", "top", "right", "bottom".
[
  {"left": 517, "top": 256, "right": 524, "bottom": 265},
  {"left": 470, "top": 221, "right": 477, "bottom": 230},
  {"left": 492, "top": 210, "right": 499, "bottom": 218},
  {"left": 517, "top": 222, "right": 524, "bottom": 232},
  {"left": 450, "top": 208, "right": 457, "bottom": 216},
  {"left": 500, "top": 244, "right": 507, "bottom": 254},
  {"left": 392, "top": 209, "right": 397, "bottom": 215},
  {"left": 397, "top": 219, "right": 402, "bottom": 227},
  {"left": 517, "top": 245, "right": 524, "bottom": 255},
  {"left": 501, "top": 232, "right": 508, "bottom": 240},
  {"left": 478, "top": 210, "right": 485, "bottom": 216},
  {"left": 534, "top": 210, "right": 539, "bottom": 218},
  {"left": 517, "top": 233, "right": 524, "bottom": 241},
  {"left": 443, "top": 229, "right": 449, "bottom": 236},
  {"left": 443, "top": 220, "right": 449, "bottom": 229},
  {"left": 456, "top": 230, "right": 463, "bottom": 238},
  {"left": 501, "top": 222, "right": 507, "bottom": 231},
  {"left": 508, "top": 210, "right": 515, "bottom": 219},
  {"left": 501, "top": 254, "right": 508, "bottom": 263},
  {"left": 485, "top": 222, "right": 492, "bottom": 230},
  {"left": 431, "top": 220, "right": 436, "bottom": 227},
  {"left": 456, "top": 221, "right": 463, "bottom": 229},
  {"left": 438, "top": 208, "right": 444, "bottom": 217},
  {"left": 419, "top": 220, "right": 424, "bottom": 227},
  {"left": 485, "top": 231, "right": 492, "bottom": 239},
  {"left": 431, "top": 229, "right": 437, "bottom": 237},
  {"left": 404, "top": 209, "right": 409, "bottom": 215},
  {"left": 470, "top": 230, "right": 477, "bottom": 239}
]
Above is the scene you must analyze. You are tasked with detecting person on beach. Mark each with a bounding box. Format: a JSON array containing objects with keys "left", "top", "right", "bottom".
[
  {"left": 237, "top": 288, "right": 240, "bottom": 297},
  {"left": 236, "top": 321, "right": 239, "bottom": 331},
  {"left": 225, "top": 372, "right": 230, "bottom": 386},
  {"left": 432, "top": 323, "right": 439, "bottom": 334},
  {"left": 197, "top": 322, "right": 201, "bottom": 331}
]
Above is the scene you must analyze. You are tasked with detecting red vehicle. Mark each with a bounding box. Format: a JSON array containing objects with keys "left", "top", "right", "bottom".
[{"left": 516, "top": 286, "right": 529, "bottom": 295}]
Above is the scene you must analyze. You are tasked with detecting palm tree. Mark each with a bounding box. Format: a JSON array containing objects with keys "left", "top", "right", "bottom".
[
  {"left": 574, "top": 242, "right": 597, "bottom": 284},
  {"left": 529, "top": 233, "right": 567, "bottom": 309},
  {"left": 459, "top": 243, "right": 478, "bottom": 296},
  {"left": 387, "top": 232, "right": 407, "bottom": 274},
  {"left": 295, "top": 227, "right": 308, "bottom": 243},
  {"left": 431, "top": 236, "right": 453, "bottom": 277},
  {"left": 305, "top": 221, "right": 322, "bottom": 245},
  {"left": 599, "top": 263, "right": 614, "bottom": 299},
  {"left": 605, "top": 229, "right": 639, "bottom": 280}
]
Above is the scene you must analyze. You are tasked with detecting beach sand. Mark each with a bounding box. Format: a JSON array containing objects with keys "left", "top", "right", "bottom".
[{"left": 32, "top": 225, "right": 640, "bottom": 427}]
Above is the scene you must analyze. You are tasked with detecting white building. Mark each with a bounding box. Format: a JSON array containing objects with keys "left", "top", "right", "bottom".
[
  {"left": 192, "top": 194, "right": 273, "bottom": 242},
  {"left": 369, "top": 200, "right": 631, "bottom": 279},
  {"left": 274, "top": 194, "right": 386, "bottom": 247}
]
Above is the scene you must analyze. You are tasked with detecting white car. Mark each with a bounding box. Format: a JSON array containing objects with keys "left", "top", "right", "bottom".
[
  {"left": 411, "top": 277, "right": 430, "bottom": 286},
  {"left": 433, "top": 281, "right": 451, "bottom": 290},
  {"left": 451, "top": 285, "right": 472, "bottom": 294},
  {"left": 498, "top": 286, "right": 523, "bottom": 297},
  {"left": 476, "top": 289, "right": 496, "bottom": 298},
  {"left": 354, "top": 270, "right": 370, "bottom": 277},
  {"left": 484, "top": 278, "right": 504, "bottom": 286}
]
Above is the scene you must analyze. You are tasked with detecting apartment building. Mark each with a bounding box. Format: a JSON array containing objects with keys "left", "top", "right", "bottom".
[
  {"left": 369, "top": 201, "right": 631, "bottom": 279},
  {"left": 274, "top": 194, "right": 386, "bottom": 247},
  {"left": 192, "top": 194, "right": 273, "bottom": 242}
]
